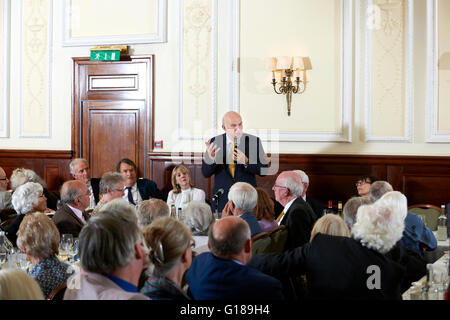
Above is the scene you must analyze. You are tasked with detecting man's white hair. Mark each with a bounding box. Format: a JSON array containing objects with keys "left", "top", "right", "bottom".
[
  {"left": 293, "top": 169, "right": 309, "bottom": 185},
  {"left": 283, "top": 175, "right": 303, "bottom": 198},
  {"left": 351, "top": 191, "right": 407, "bottom": 254},
  {"left": 228, "top": 182, "right": 258, "bottom": 213}
]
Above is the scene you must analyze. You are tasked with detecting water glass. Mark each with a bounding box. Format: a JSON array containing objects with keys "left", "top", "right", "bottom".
[{"left": 60, "top": 234, "right": 74, "bottom": 259}]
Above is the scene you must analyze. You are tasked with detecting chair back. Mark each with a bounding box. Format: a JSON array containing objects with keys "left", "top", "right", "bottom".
[
  {"left": 252, "top": 225, "right": 288, "bottom": 254},
  {"left": 47, "top": 282, "right": 67, "bottom": 300},
  {"left": 408, "top": 204, "right": 441, "bottom": 231},
  {"left": 0, "top": 216, "right": 16, "bottom": 231},
  {"left": 251, "top": 231, "right": 269, "bottom": 244}
]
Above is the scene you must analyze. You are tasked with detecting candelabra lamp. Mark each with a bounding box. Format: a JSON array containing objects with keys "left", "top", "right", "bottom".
[{"left": 268, "top": 56, "right": 311, "bottom": 116}]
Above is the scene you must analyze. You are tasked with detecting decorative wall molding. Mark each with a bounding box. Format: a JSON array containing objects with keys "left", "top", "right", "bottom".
[
  {"left": 177, "top": 0, "right": 218, "bottom": 140},
  {"left": 425, "top": 0, "right": 450, "bottom": 142},
  {"left": 19, "top": 0, "right": 53, "bottom": 138},
  {"left": 232, "top": 0, "right": 353, "bottom": 142},
  {"left": 62, "top": 0, "right": 167, "bottom": 46},
  {"left": 0, "top": 0, "right": 10, "bottom": 138},
  {"left": 363, "top": 0, "right": 413, "bottom": 142}
]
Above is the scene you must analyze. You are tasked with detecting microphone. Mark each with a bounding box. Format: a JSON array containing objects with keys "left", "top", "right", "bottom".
[{"left": 212, "top": 188, "right": 224, "bottom": 202}]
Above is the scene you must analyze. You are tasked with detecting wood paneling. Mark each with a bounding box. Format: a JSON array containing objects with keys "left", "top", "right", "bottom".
[
  {"left": 0, "top": 150, "right": 72, "bottom": 191},
  {"left": 149, "top": 152, "right": 450, "bottom": 207}
]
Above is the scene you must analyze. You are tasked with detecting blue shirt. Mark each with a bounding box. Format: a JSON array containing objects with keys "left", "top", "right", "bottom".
[
  {"left": 103, "top": 274, "right": 138, "bottom": 293},
  {"left": 402, "top": 211, "right": 437, "bottom": 256}
]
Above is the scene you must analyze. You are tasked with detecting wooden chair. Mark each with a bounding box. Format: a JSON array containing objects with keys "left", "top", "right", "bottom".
[
  {"left": 408, "top": 204, "right": 441, "bottom": 231},
  {"left": 251, "top": 231, "right": 269, "bottom": 244},
  {"left": 0, "top": 216, "right": 16, "bottom": 231},
  {"left": 47, "top": 282, "right": 67, "bottom": 300},
  {"left": 252, "top": 225, "right": 288, "bottom": 254}
]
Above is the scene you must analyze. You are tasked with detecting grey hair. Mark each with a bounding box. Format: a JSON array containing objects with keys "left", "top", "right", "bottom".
[
  {"left": 182, "top": 201, "right": 215, "bottom": 236},
  {"left": 343, "top": 196, "right": 371, "bottom": 230},
  {"left": 208, "top": 217, "right": 251, "bottom": 257},
  {"left": 69, "top": 158, "right": 88, "bottom": 175},
  {"left": 293, "top": 169, "right": 309, "bottom": 184},
  {"left": 228, "top": 182, "right": 258, "bottom": 213},
  {"left": 60, "top": 182, "right": 83, "bottom": 205},
  {"left": 10, "top": 168, "right": 46, "bottom": 190},
  {"left": 11, "top": 182, "right": 43, "bottom": 215},
  {"left": 100, "top": 198, "right": 138, "bottom": 224},
  {"left": 284, "top": 175, "right": 303, "bottom": 198},
  {"left": 369, "top": 181, "right": 393, "bottom": 203},
  {"left": 99, "top": 172, "right": 125, "bottom": 195},
  {"left": 136, "top": 199, "right": 170, "bottom": 229},
  {"left": 78, "top": 211, "right": 143, "bottom": 274}
]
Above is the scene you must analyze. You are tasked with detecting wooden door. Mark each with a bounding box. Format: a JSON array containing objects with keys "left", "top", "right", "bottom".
[{"left": 72, "top": 57, "right": 153, "bottom": 179}]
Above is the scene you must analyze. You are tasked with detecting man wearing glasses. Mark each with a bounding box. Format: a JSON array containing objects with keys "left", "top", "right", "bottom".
[{"left": 0, "top": 166, "right": 13, "bottom": 211}]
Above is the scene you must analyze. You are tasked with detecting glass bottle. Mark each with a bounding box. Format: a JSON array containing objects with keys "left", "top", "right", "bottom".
[
  {"left": 170, "top": 205, "right": 176, "bottom": 219},
  {"left": 0, "top": 231, "right": 9, "bottom": 269},
  {"left": 177, "top": 207, "right": 182, "bottom": 221},
  {"left": 437, "top": 204, "right": 448, "bottom": 241},
  {"left": 323, "top": 200, "right": 334, "bottom": 215},
  {"left": 337, "top": 201, "right": 343, "bottom": 219}
]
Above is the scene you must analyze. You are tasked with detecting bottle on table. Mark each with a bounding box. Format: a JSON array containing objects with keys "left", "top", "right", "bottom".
[
  {"left": 177, "top": 207, "right": 182, "bottom": 221},
  {"left": 437, "top": 204, "right": 448, "bottom": 241},
  {"left": 170, "top": 205, "right": 176, "bottom": 219},
  {"left": 0, "top": 231, "right": 9, "bottom": 268},
  {"left": 323, "top": 200, "right": 334, "bottom": 215},
  {"left": 337, "top": 201, "right": 343, "bottom": 219}
]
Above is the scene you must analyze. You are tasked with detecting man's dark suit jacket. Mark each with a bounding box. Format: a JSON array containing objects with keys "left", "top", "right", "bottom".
[
  {"left": 248, "top": 233, "right": 405, "bottom": 300},
  {"left": 239, "top": 211, "right": 262, "bottom": 237},
  {"left": 52, "top": 204, "right": 90, "bottom": 238},
  {"left": 202, "top": 133, "right": 267, "bottom": 213},
  {"left": 92, "top": 177, "right": 165, "bottom": 203},
  {"left": 281, "top": 197, "right": 317, "bottom": 250},
  {"left": 186, "top": 252, "right": 283, "bottom": 300},
  {"left": 306, "top": 196, "right": 325, "bottom": 220}
]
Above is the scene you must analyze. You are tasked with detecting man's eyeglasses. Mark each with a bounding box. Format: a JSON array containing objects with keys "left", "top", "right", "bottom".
[
  {"left": 355, "top": 180, "right": 370, "bottom": 187},
  {"left": 0, "top": 178, "right": 7, "bottom": 181},
  {"left": 273, "top": 184, "right": 288, "bottom": 189}
]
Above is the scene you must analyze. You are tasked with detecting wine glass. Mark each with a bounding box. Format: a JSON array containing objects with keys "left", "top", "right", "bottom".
[{"left": 60, "top": 234, "right": 74, "bottom": 261}]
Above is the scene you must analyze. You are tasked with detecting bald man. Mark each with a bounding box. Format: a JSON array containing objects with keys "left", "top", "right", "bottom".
[
  {"left": 53, "top": 180, "right": 91, "bottom": 237},
  {"left": 185, "top": 216, "right": 283, "bottom": 300},
  {"left": 202, "top": 111, "right": 268, "bottom": 214}
]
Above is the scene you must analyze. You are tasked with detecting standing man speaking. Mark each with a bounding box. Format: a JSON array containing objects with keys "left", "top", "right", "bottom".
[{"left": 202, "top": 111, "right": 268, "bottom": 213}]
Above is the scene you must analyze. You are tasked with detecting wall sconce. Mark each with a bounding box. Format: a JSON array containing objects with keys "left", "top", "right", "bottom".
[{"left": 268, "top": 56, "right": 312, "bottom": 116}]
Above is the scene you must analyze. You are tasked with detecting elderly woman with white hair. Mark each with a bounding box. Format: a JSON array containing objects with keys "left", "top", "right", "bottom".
[
  {"left": 249, "top": 191, "right": 409, "bottom": 300},
  {"left": 7, "top": 182, "right": 48, "bottom": 245},
  {"left": 182, "top": 201, "right": 215, "bottom": 253},
  {"left": 17, "top": 212, "right": 73, "bottom": 299}
]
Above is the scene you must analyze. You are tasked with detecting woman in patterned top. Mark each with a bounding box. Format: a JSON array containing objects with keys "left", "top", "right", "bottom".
[
  {"left": 17, "top": 212, "right": 73, "bottom": 299},
  {"left": 140, "top": 217, "right": 194, "bottom": 300}
]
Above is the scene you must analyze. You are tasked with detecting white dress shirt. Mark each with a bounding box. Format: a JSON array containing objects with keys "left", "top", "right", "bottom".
[
  {"left": 86, "top": 180, "right": 96, "bottom": 210},
  {"left": 122, "top": 182, "right": 143, "bottom": 206},
  {"left": 67, "top": 204, "right": 86, "bottom": 224}
]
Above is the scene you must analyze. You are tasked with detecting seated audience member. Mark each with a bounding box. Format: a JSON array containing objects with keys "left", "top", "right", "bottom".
[
  {"left": 7, "top": 182, "right": 48, "bottom": 245},
  {"left": 0, "top": 166, "right": 13, "bottom": 211},
  {"left": 222, "top": 182, "right": 262, "bottom": 237},
  {"left": 167, "top": 165, "right": 205, "bottom": 212},
  {"left": 117, "top": 158, "right": 165, "bottom": 206},
  {"left": 249, "top": 191, "right": 408, "bottom": 300},
  {"left": 99, "top": 198, "right": 138, "bottom": 224},
  {"left": 186, "top": 216, "right": 284, "bottom": 300},
  {"left": 136, "top": 199, "right": 170, "bottom": 230},
  {"left": 91, "top": 172, "right": 126, "bottom": 217},
  {"left": 52, "top": 180, "right": 90, "bottom": 237},
  {"left": 182, "top": 201, "right": 215, "bottom": 253},
  {"left": 254, "top": 187, "right": 278, "bottom": 232},
  {"left": 272, "top": 171, "right": 317, "bottom": 250},
  {"left": 355, "top": 175, "right": 378, "bottom": 201},
  {"left": 140, "top": 217, "right": 193, "bottom": 300},
  {"left": 293, "top": 170, "right": 326, "bottom": 220},
  {"left": 17, "top": 212, "right": 73, "bottom": 299},
  {"left": 69, "top": 158, "right": 100, "bottom": 210},
  {"left": 309, "top": 214, "right": 350, "bottom": 241},
  {"left": 9, "top": 168, "right": 59, "bottom": 210},
  {"left": 342, "top": 196, "right": 371, "bottom": 231},
  {"left": 369, "top": 181, "right": 437, "bottom": 257},
  {"left": 64, "top": 212, "right": 149, "bottom": 300},
  {"left": 0, "top": 269, "right": 44, "bottom": 300}
]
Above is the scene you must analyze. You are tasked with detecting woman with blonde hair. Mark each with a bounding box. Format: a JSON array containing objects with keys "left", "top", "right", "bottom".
[
  {"left": 140, "top": 217, "right": 193, "bottom": 300},
  {"left": 17, "top": 212, "right": 73, "bottom": 299},
  {"left": 166, "top": 165, "right": 205, "bottom": 211},
  {"left": 0, "top": 269, "right": 44, "bottom": 300},
  {"left": 254, "top": 188, "right": 278, "bottom": 232},
  {"left": 309, "top": 214, "right": 351, "bottom": 242}
]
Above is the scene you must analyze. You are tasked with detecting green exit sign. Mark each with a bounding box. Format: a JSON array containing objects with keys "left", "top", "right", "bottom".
[{"left": 90, "top": 50, "right": 120, "bottom": 61}]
